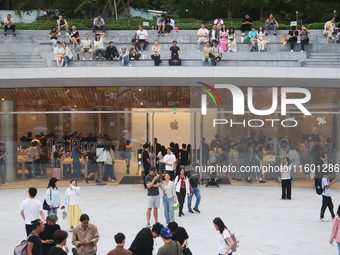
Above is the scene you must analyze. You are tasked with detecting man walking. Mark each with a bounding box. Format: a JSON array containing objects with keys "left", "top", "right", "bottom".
[
  {"left": 187, "top": 164, "right": 201, "bottom": 213},
  {"left": 146, "top": 166, "right": 162, "bottom": 228},
  {"left": 26, "top": 219, "right": 45, "bottom": 255},
  {"left": 20, "top": 187, "right": 45, "bottom": 236},
  {"left": 72, "top": 214, "right": 100, "bottom": 255},
  {"left": 129, "top": 223, "right": 163, "bottom": 255},
  {"left": 157, "top": 227, "right": 182, "bottom": 255},
  {"left": 320, "top": 172, "right": 337, "bottom": 222}
]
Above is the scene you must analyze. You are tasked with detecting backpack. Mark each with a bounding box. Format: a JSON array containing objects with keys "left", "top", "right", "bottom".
[
  {"left": 14, "top": 234, "right": 33, "bottom": 255},
  {"left": 131, "top": 32, "right": 137, "bottom": 43},
  {"left": 224, "top": 227, "right": 237, "bottom": 252},
  {"left": 243, "top": 36, "right": 250, "bottom": 43},
  {"left": 316, "top": 178, "right": 325, "bottom": 195}
]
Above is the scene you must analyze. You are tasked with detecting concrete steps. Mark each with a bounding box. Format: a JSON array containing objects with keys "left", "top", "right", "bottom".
[
  {"left": 302, "top": 52, "right": 340, "bottom": 67},
  {"left": 58, "top": 58, "right": 301, "bottom": 68}
]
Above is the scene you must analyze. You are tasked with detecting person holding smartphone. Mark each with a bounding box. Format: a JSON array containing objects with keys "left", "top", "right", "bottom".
[{"left": 299, "top": 25, "right": 310, "bottom": 52}]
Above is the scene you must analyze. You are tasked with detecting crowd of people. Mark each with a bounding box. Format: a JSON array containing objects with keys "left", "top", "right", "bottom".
[
  {"left": 18, "top": 182, "right": 235, "bottom": 255},
  {"left": 24, "top": 13, "right": 337, "bottom": 67}
]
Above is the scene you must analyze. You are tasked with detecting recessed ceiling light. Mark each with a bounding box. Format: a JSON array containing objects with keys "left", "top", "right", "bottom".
[{"left": 1, "top": 98, "right": 4, "bottom": 101}]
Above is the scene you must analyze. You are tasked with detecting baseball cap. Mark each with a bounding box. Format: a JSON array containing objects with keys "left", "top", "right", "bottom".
[{"left": 160, "top": 227, "right": 173, "bottom": 238}]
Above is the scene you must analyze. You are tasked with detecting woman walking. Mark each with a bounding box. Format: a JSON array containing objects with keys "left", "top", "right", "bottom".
[
  {"left": 281, "top": 157, "right": 292, "bottom": 200},
  {"left": 161, "top": 173, "right": 177, "bottom": 224},
  {"left": 330, "top": 205, "right": 340, "bottom": 254},
  {"left": 213, "top": 217, "right": 234, "bottom": 255},
  {"left": 124, "top": 140, "right": 133, "bottom": 174},
  {"left": 63, "top": 179, "right": 82, "bottom": 232},
  {"left": 46, "top": 177, "right": 60, "bottom": 216},
  {"left": 174, "top": 168, "right": 190, "bottom": 217}
]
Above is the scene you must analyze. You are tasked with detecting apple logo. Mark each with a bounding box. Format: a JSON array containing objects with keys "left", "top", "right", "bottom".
[{"left": 170, "top": 119, "right": 179, "bottom": 130}]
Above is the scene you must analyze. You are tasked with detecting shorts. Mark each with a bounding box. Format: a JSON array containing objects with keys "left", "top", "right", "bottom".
[
  {"left": 82, "top": 48, "right": 92, "bottom": 53},
  {"left": 70, "top": 38, "right": 80, "bottom": 44},
  {"left": 147, "top": 195, "right": 160, "bottom": 208},
  {"left": 88, "top": 163, "right": 98, "bottom": 174}
]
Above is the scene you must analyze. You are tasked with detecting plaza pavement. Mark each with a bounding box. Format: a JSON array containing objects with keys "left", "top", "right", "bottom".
[{"left": 0, "top": 184, "right": 338, "bottom": 255}]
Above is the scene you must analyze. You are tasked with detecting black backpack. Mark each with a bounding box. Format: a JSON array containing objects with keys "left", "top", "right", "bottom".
[{"left": 315, "top": 178, "right": 324, "bottom": 195}]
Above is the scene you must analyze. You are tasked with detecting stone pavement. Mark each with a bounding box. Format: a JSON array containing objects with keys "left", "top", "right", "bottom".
[{"left": 0, "top": 184, "right": 338, "bottom": 255}]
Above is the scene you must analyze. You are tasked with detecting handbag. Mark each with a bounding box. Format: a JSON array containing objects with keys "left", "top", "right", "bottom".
[
  {"left": 243, "top": 36, "right": 250, "bottom": 43},
  {"left": 43, "top": 187, "right": 51, "bottom": 210},
  {"left": 183, "top": 246, "right": 193, "bottom": 255},
  {"left": 173, "top": 201, "right": 179, "bottom": 210}
]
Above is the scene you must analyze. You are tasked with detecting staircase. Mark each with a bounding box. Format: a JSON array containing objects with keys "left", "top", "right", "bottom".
[
  {"left": 0, "top": 53, "right": 47, "bottom": 68},
  {"left": 303, "top": 53, "right": 340, "bottom": 68}
]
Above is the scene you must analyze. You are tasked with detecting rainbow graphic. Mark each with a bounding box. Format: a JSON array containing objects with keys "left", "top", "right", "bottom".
[{"left": 197, "top": 82, "right": 222, "bottom": 115}]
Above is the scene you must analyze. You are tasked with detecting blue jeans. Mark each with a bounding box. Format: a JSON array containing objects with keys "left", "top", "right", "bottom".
[
  {"left": 47, "top": 207, "right": 58, "bottom": 216},
  {"left": 337, "top": 242, "right": 340, "bottom": 255},
  {"left": 265, "top": 24, "right": 277, "bottom": 31},
  {"left": 188, "top": 186, "right": 201, "bottom": 210},
  {"left": 51, "top": 39, "right": 57, "bottom": 49},
  {"left": 163, "top": 194, "right": 175, "bottom": 224},
  {"left": 64, "top": 56, "right": 72, "bottom": 66},
  {"left": 202, "top": 57, "right": 212, "bottom": 66},
  {"left": 120, "top": 55, "right": 129, "bottom": 66},
  {"left": 180, "top": 165, "right": 188, "bottom": 171},
  {"left": 219, "top": 253, "right": 232, "bottom": 255},
  {"left": 300, "top": 38, "right": 309, "bottom": 51}
]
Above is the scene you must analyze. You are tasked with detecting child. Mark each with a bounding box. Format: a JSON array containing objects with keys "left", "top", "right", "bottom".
[{"left": 0, "top": 142, "right": 8, "bottom": 186}]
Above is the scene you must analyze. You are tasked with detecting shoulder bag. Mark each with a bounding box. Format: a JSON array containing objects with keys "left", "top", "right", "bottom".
[{"left": 43, "top": 187, "right": 52, "bottom": 210}]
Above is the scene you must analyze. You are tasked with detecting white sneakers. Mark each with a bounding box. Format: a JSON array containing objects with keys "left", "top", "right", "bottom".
[
  {"left": 320, "top": 218, "right": 329, "bottom": 222},
  {"left": 290, "top": 50, "right": 294, "bottom": 52},
  {"left": 301, "top": 50, "right": 304, "bottom": 52},
  {"left": 283, "top": 42, "right": 287, "bottom": 45}
]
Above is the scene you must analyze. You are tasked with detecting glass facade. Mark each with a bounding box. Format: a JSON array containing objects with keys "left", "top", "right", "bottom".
[{"left": 0, "top": 85, "right": 339, "bottom": 184}]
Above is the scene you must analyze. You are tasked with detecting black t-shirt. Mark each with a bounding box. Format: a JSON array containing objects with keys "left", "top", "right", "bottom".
[
  {"left": 129, "top": 228, "right": 154, "bottom": 255},
  {"left": 145, "top": 174, "right": 160, "bottom": 196},
  {"left": 180, "top": 150, "right": 189, "bottom": 165},
  {"left": 170, "top": 46, "right": 180, "bottom": 56},
  {"left": 59, "top": 19, "right": 65, "bottom": 26},
  {"left": 0, "top": 150, "right": 6, "bottom": 165},
  {"left": 69, "top": 30, "right": 79, "bottom": 39},
  {"left": 142, "top": 150, "right": 150, "bottom": 168},
  {"left": 289, "top": 30, "right": 298, "bottom": 37},
  {"left": 242, "top": 18, "right": 253, "bottom": 24},
  {"left": 48, "top": 246, "right": 67, "bottom": 255},
  {"left": 39, "top": 223, "right": 61, "bottom": 255},
  {"left": 172, "top": 227, "right": 189, "bottom": 246},
  {"left": 87, "top": 151, "right": 96, "bottom": 163},
  {"left": 28, "top": 233, "right": 42, "bottom": 255},
  {"left": 187, "top": 170, "right": 199, "bottom": 188}
]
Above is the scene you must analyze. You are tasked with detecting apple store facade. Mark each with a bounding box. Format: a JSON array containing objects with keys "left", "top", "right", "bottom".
[{"left": 1, "top": 66, "right": 340, "bottom": 184}]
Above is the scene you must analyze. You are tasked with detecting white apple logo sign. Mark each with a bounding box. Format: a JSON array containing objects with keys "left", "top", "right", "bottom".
[{"left": 170, "top": 119, "right": 179, "bottom": 130}]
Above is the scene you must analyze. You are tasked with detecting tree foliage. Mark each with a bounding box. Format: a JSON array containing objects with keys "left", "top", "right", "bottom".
[{"left": 0, "top": 0, "right": 338, "bottom": 23}]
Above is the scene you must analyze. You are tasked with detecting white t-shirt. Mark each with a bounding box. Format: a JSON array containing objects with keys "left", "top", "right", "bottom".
[
  {"left": 54, "top": 47, "right": 65, "bottom": 56},
  {"left": 68, "top": 189, "right": 78, "bottom": 206},
  {"left": 137, "top": 29, "right": 148, "bottom": 40},
  {"left": 218, "top": 229, "right": 232, "bottom": 254},
  {"left": 214, "top": 19, "right": 224, "bottom": 25},
  {"left": 197, "top": 28, "right": 209, "bottom": 36},
  {"left": 163, "top": 153, "right": 176, "bottom": 171},
  {"left": 19, "top": 198, "right": 42, "bottom": 225}
]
